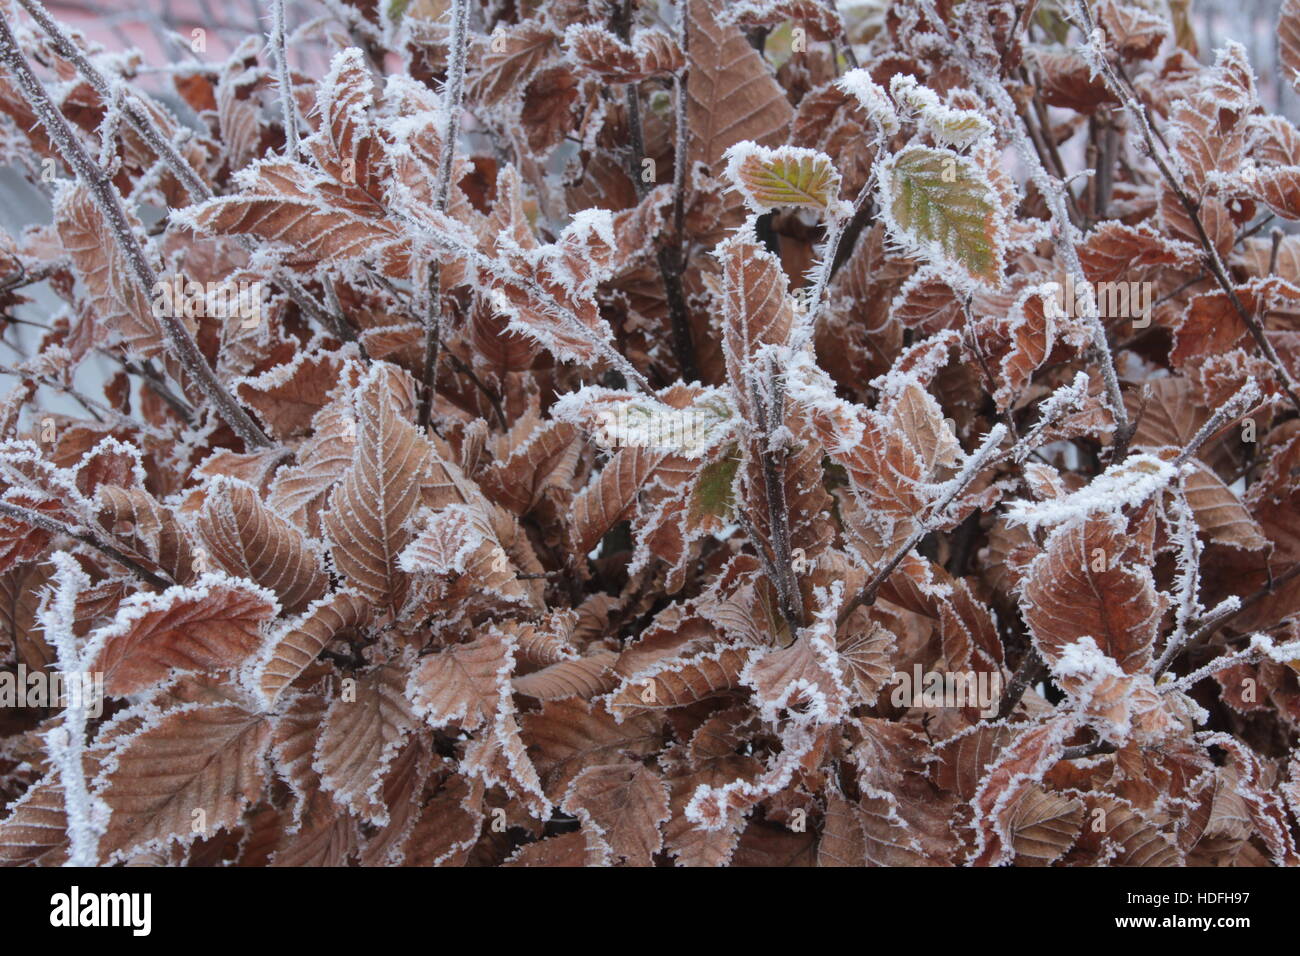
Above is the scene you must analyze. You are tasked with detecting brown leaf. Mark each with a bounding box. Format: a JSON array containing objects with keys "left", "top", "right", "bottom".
[
  {"left": 407, "top": 630, "right": 512, "bottom": 731},
  {"left": 566, "top": 25, "right": 684, "bottom": 82},
  {"left": 96, "top": 486, "right": 196, "bottom": 585},
  {"left": 257, "top": 590, "right": 372, "bottom": 706},
  {"left": 1284, "top": 0, "right": 1300, "bottom": 95},
  {"left": 686, "top": 0, "right": 793, "bottom": 175},
  {"left": 197, "top": 479, "right": 328, "bottom": 612},
  {"left": 512, "top": 650, "right": 619, "bottom": 700},
  {"left": 323, "top": 366, "right": 432, "bottom": 612},
  {"left": 1181, "top": 461, "right": 1269, "bottom": 550},
  {"left": 88, "top": 576, "right": 277, "bottom": 696},
  {"left": 561, "top": 761, "right": 671, "bottom": 866},
  {"left": 1007, "top": 786, "right": 1084, "bottom": 865},
  {"left": 314, "top": 665, "right": 419, "bottom": 824},
  {"left": 1021, "top": 515, "right": 1161, "bottom": 675},
  {"left": 95, "top": 703, "right": 272, "bottom": 862},
  {"left": 54, "top": 185, "right": 164, "bottom": 358}
]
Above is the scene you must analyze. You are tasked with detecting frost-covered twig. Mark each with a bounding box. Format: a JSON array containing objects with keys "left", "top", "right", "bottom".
[
  {"left": 1158, "top": 633, "right": 1300, "bottom": 695},
  {"left": 797, "top": 174, "right": 875, "bottom": 347},
  {"left": 0, "top": 500, "right": 173, "bottom": 589},
  {"left": 1156, "top": 563, "right": 1300, "bottom": 676},
  {"left": 368, "top": 272, "right": 508, "bottom": 430},
  {"left": 1155, "top": 480, "right": 1208, "bottom": 674},
  {"left": 101, "top": 352, "right": 197, "bottom": 426},
  {"left": 751, "top": 366, "right": 804, "bottom": 631},
  {"left": 1073, "top": 0, "right": 1300, "bottom": 414},
  {"left": 418, "top": 0, "right": 470, "bottom": 430},
  {"left": 1173, "top": 378, "right": 1262, "bottom": 467},
  {"left": 40, "top": 554, "right": 104, "bottom": 867},
  {"left": 617, "top": 0, "right": 698, "bottom": 381},
  {"left": 919, "top": 0, "right": 1130, "bottom": 457},
  {"left": 0, "top": 10, "right": 274, "bottom": 449},
  {"left": 837, "top": 423, "right": 1007, "bottom": 627},
  {"left": 977, "top": 77, "right": 1132, "bottom": 458},
  {"left": 995, "top": 646, "right": 1043, "bottom": 720},
  {"left": 268, "top": 0, "right": 301, "bottom": 159}
]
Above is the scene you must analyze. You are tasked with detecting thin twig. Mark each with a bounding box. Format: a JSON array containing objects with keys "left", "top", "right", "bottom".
[
  {"left": 837, "top": 424, "right": 1007, "bottom": 627},
  {"left": 0, "top": 500, "right": 172, "bottom": 589},
  {"left": 1158, "top": 633, "right": 1300, "bottom": 695},
  {"left": 995, "top": 646, "right": 1043, "bottom": 719},
  {"left": 269, "top": 0, "right": 300, "bottom": 158},
  {"left": 18, "top": 0, "right": 351, "bottom": 343},
  {"left": 752, "top": 366, "right": 804, "bottom": 632},
  {"left": 42, "top": 554, "right": 100, "bottom": 865},
  {"left": 952, "top": 7, "right": 1133, "bottom": 458},
  {"left": 1156, "top": 563, "right": 1300, "bottom": 676},
  {"left": 1172, "top": 378, "right": 1262, "bottom": 467},
  {"left": 417, "top": 0, "right": 470, "bottom": 431},
  {"left": 619, "top": 0, "right": 699, "bottom": 381}
]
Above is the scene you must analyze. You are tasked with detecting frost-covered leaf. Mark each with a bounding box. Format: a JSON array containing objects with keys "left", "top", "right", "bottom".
[
  {"left": 1020, "top": 515, "right": 1161, "bottom": 675},
  {"left": 94, "top": 703, "right": 272, "bottom": 862},
  {"left": 323, "top": 366, "right": 432, "bottom": 612},
  {"left": 561, "top": 761, "right": 670, "bottom": 866},
  {"left": 686, "top": 0, "right": 793, "bottom": 175},
  {"left": 87, "top": 575, "right": 278, "bottom": 696},
  {"left": 197, "top": 478, "right": 328, "bottom": 613},
  {"left": 879, "top": 146, "right": 1006, "bottom": 284},
  {"left": 564, "top": 25, "right": 683, "bottom": 82},
  {"left": 724, "top": 143, "right": 842, "bottom": 213},
  {"left": 314, "top": 665, "right": 418, "bottom": 824}
]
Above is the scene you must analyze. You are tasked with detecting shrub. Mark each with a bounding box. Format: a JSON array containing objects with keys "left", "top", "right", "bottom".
[{"left": 0, "top": 0, "right": 1298, "bottom": 867}]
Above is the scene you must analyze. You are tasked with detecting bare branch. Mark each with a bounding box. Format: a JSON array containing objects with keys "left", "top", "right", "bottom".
[
  {"left": 268, "top": 0, "right": 301, "bottom": 158},
  {"left": 1073, "top": 0, "right": 1300, "bottom": 414},
  {"left": 837, "top": 423, "right": 1007, "bottom": 627},
  {"left": 18, "top": 0, "right": 352, "bottom": 344},
  {"left": 418, "top": 0, "right": 470, "bottom": 431},
  {"left": 0, "top": 500, "right": 173, "bottom": 589}
]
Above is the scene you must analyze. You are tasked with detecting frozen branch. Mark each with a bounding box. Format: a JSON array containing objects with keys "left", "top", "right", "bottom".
[
  {"left": 837, "top": 423, "right": 1007, "bottom": 627},
  {"left": 1158, "top": 633, "right": 1300, "bottom": 695},
  {"left": 40, "top": 554, "right": 103, "bottom": 867},
  {"left": 418, "top": 0, "right": 470, "bottom": 431},
  {"left": 1172, "top": 378, "right": 1262, "bottom": 467},
  {"left": 269, "top": 0, "right": 301, "bottom": 159},
  {"left": 0, "top": 500, "right": 173, "bottom": 589},
  {"left": 18, "top": 0, "right": 352, "bottom": 344}
]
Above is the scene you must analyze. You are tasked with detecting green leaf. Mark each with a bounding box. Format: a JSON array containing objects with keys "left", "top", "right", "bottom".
[
  {"left": 725, "top": 144, "right": 842, "bottom": 212},
  {"left": 691, "top": 453, "right": 740, "bottom": 521},
  {"left": 881, "top": 146, "right": 1004, "bottom": 284}
]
